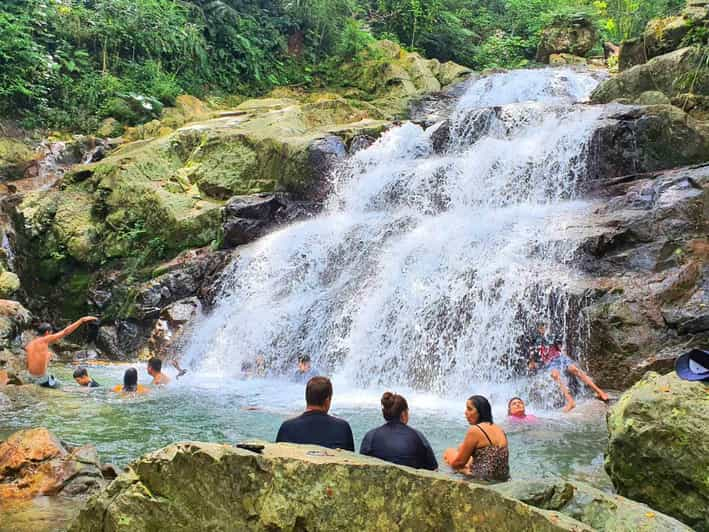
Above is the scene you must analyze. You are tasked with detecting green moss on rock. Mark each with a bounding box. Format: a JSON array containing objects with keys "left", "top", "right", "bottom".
[
  {"left": 71, "top": 442, "right": 592, "bottom": 532},
  {"left": 0, "top": 138, "right": 35, "bottom": 180},
  {"left": 592, "top": 47, "right": 709, "bottom": 103},
  {"left": 606, "top": 372, "right": 709, "bottom": 531},
  {"left": 0, "top": 272, "right": 20, "bottom": 298}
]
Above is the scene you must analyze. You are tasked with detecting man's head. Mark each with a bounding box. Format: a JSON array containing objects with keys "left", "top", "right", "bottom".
[
  {"left": 305, "top": 376, "right": 332, "bottom": 412},
  {"left": 537, "top": 322, "right": 546, "bottom": 335},
  {"left": 147, "top": 357, "right": 162, "bottom": 377},
  {"left": 73, "top": 366, "right": 91, "bottom": 386},
  {"left": 297, "top": 354, "right": 311, "bottom": 373},
  {"left": 38, "top": 323, "right": 53, "bottom": 336}
]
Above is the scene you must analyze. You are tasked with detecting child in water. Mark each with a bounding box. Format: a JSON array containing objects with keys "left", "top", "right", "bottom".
[{"left": 507, "top": 397, "right": 538, "bottom": 423}]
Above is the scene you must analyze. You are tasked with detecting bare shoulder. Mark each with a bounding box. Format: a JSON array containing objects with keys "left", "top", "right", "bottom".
[{"left": 25, "top": 336, "right": 48, "bottom": 349}]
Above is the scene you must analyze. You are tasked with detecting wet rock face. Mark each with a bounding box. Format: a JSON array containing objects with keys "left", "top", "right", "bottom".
[
  {"left": 306, "top": 135, "right": 348, "bottom": 201},
  {"left": 145, "top": 297, "right": 202, "bottom": 360},
  {"left": 222, "top": 193, "right": 319, "bottom": 248},
  {"left": 88, "top": 248, "right": 231, "bottom": 359},
  {"left": 0, "top": 428, "right": 106, "bottom": 500},
  {"left": 590, "top": 105, "right": 709, "bottom": 180},
  {"left": 577, "top": 164, "right": 708, "bottom": 388},
  {"left": 605, "top": 372, "right": 709, "bottom": 531}
]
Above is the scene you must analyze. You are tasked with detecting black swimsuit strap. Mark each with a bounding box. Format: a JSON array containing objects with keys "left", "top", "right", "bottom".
[{"left": 476, "top": 424, "right": 494, "bottom": 445}]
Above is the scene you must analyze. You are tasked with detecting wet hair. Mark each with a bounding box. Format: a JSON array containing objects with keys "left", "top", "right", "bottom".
[
  {"left": 123, "top": 368, "right": 138, "bottom": 392},
  {"left": 148, "top": 357, "right": 162, "bottom": 372},
  {"left": 298, "top": 354, "right": 311, "bottom": 364},
  {"left": 305, "top": 376, "right": 332, "bottom": 407},
  {"left": 468, "top": 395, "right": 494, "bottom": 424},
  {"left": 381, "top": 392, "right": 408, "bottom": 421},
  {"left": 73, "top": 367, "right": 88, "bottom": 379},
  {"left": 507, "top": 397, "right": 524, "bottom": 415},
  {"left": 38, "top": 323, "right": 53, "bottom": 335}
]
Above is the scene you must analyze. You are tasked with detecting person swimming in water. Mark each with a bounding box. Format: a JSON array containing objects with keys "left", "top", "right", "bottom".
[
  {"left": 113, "top": 368, "right": 149, "bottom": 394},
  {"left": 292, "top": 354, "right": 321, "bottom": 383},
  {"left": 147, "top": 357, "right": 170, "bottom": 386},
  {"left": 360, "top": 392, "right": 437, "bottom": 470},
  {"left": 529, "top": 323, "right": 609, "bottom": 412},
  {"left": 73, "top": 367, "right": 100, "bottom": 388},
  {"left": 25, "top": 316, "right": 98, "bottom": 389},
  {"left": 443, "top": 395, "right": 509, "bottom": 482},
  {"left": 507, "top": 397, "right": 538, "bottom": 423}
]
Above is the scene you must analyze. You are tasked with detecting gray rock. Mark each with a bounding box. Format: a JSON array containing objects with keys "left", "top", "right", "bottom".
[
  {"left": 536, "top": 15, "right": 597, "bottom": 63},
  {"left": 606, "top": 372, "right": 709, "bottom": 530},
  {"left": 493, "top": 478, "right": 692, "bottom": 531},
  {"left": 590, "top": 105, "right": 709, "bottom": 180}
]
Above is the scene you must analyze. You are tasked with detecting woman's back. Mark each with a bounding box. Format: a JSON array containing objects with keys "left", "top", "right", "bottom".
[
  {"left": 469, "top": 423, "right": 509, "bottom": 481},
  {"left": 360, "top": 420, "right": 437, "bottom": 471}
]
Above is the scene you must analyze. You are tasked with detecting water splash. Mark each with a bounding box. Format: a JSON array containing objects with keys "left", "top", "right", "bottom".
[{"left": 185, "top": 68, "right": 605, "bottom": 404}]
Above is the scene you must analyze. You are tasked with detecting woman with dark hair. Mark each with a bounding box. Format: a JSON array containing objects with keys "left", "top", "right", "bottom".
[
  {"left": 112, "top": 368, "right": 149, "bottom": 395},
  {"left": 443, "top": 395, "right": 509, "bottom": 481},
  {"left": 507, "top": 397, "right": 538, "bottom": 423},
  {"left": 360, "top": 392, "right": 437, "bottom": 470}
]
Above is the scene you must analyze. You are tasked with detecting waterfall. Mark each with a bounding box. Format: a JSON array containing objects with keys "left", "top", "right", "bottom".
[{"left": 185, "top": 68, "right": 606, "bottom": 399}]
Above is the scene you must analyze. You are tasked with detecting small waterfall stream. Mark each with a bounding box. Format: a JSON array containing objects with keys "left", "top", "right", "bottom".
[{"left": 185, "top": 68, "right": 607, "bottom": 401}]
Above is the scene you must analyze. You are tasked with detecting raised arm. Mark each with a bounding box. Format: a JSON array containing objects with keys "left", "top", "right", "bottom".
[{"left": 43, "top": 316, "right": 97, "bottom": 344}]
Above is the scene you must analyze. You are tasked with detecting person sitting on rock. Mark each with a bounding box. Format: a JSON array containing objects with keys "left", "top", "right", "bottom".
[
  {"left": 113, "top": 367, "right": 149, "bottom": 395},
  {"left": 360, "top": 392, "right": 437, "bottom": 470},
  {"left": 506, "top": 397, "right": 538, "bottom": 423},
  {"left": 25, "top": 316, "right": 98, "bottom": 389},
  {"left": 147, "top": 357, "right": 170, "bottom": 386},
  {"left": 73, "top": 366, "right": 100, "bottom": 388},
  {"left": 276, "top": 376, "right": 354, "bottom": 451},
  {"left": 528, "top": 322, "right": 609, "bottom": 412},
  {"left": 292, "top": 354, "right": 321, "bottom": 383},
  {"left": 443, "top": 395, "right": 509, "bottom": 482}
]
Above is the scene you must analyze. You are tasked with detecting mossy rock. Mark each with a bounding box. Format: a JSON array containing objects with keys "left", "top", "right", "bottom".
[
  {"left": 591, "top": 47, "right": 709, "bottom": 103},
  {"left": 606, "top": 372, "right": 709, "bottom": 530},
  {"left": 635, "top": 90, "right": 672, "bottom": 105},
  {"left": 0, "top": 138, "right": 35, "bottom": 180},
  {"left": 549, "top": 53, "right": 588, "bottom": 66},
  {"left": 536, "top": 15, "right": 597, "bottom": 63},
  {"left": 494, "top": 479, "right": 692, "bottom": 531},
  {"left": 0, "top": 272, "right": 20, "bottom": 298},
  {"left": 71, "top": 441, "right": 595, "bottom": 532}
]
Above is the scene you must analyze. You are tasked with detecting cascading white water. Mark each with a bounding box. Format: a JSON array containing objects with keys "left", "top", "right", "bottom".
[{"left": 185, "top": 68, "right": 606, "bottom": 401}]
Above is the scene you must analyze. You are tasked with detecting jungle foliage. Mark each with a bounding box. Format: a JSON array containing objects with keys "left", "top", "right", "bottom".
[{"left": 0, "top": 0, "right": 686, "bottom": 131}]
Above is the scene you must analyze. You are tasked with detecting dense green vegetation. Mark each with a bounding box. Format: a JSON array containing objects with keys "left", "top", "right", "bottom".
[{"left": 0, "top": 0, "right": 685, "bottom": 131}]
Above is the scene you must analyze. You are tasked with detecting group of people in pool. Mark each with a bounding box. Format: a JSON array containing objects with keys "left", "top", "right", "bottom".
[
  {"left": 276, "top": 376, "right": 542, "bottom": 482},
  {"left": 21, "top": 315, "right": 185, "bottom": 393},
  {"left": 71, "top": 357, "right": 174, "bottom": 394}
]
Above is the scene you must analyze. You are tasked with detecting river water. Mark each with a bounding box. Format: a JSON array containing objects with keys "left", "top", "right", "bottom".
[{"left": 2, "top": 68, "right": 612, "bottom": 488}]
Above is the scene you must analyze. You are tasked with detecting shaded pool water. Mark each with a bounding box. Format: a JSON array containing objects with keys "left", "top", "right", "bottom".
[{"left": 0, "top": 363, "right": 611, "bottom": 490}]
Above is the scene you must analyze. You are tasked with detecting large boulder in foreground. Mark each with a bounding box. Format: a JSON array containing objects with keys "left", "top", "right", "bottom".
[
  {"left": 71, "top": 441, "right": 686, "bottom": 532},
  {"left": 606, "top": 372, "right": 709, "bottom": 530}
]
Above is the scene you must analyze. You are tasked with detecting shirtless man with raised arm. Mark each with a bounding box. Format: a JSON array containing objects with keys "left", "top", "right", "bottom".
[{"left": 25, "top": 317, "right": 97, "bottom": 388}]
